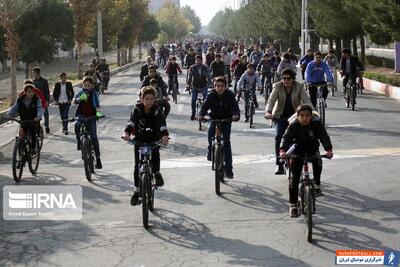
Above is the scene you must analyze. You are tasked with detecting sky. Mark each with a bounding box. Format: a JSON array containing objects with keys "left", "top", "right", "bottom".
[{"left": 180, "top": 0, "right": 239, "bottom": 25}]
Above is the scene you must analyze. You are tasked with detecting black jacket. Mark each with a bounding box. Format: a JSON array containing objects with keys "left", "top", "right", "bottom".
[
  {"left": 140, "top": 64, "right": 150, "bottom": 81},
  {"left": 125, "top": 103, "right": 169, "bottom": 143},
  {"left": 17, "top": 94, "right": 39, "bottom": 120},
  {"left": 234, "top": 62, "right": 248, "bottom": 79},
  {"left": 142, "top": 75, "right": 168, "bottom": 92},
  {"left": 33, "top": 77, "right": 50, "bottom": 102},
  {"left": 280, "top": 120, "right": 333, "bottom": 155},
  {"left": 210, "top": 61, "right": 225, "bottom": 78},
  {"left": 53, "top": 82, "right": 74, "bottom": 103},
  {"left": 199, "top": 89, "right": 240, "bottom": 120},
  {"left": 340, "top": 56, "right": 364, "bottom": 76}
]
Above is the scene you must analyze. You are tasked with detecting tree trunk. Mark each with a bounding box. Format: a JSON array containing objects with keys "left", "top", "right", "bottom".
[
  {"left": 139, "top": 42, "right": 142, "bottom": 59},
  {"left": 352, "top": 37, "right": 358, "bottom": 57},
  {"left": 342, "top": 38, "right": 351, "bottom": 50},
  {"left": 77, "top": 45, "right": 83, "bottom": 79},
  {"left": 25, "top": 62, "right": 30, "bottom": 79},
  {"left": 328, "top": 39, "right": 334, "bottom": 50},
  {"left": 360, "top": 35, "right": 366, "bottom": 66},
  {"left": 128, "top": 46, "right": 133, "bottom": 63},
  {"left": 10, "top": 53, "right": 17, "bottom": 105},
  {"left": 117, "top": 49, "right": 121, "bottom": 67},
  {"left": 335, "top": 39, "right": 342, "bottom": 55},
  {"left": 309, "top": 32, "right": 319, "bottom": 52}
]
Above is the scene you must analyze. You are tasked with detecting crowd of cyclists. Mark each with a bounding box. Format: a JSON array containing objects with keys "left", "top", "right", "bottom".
[{"left": 6, "top": 36, "right": 367, "bottom": 217}]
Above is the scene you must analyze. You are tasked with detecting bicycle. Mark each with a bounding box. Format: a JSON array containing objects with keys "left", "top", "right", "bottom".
[
  {"left": 239, "top": 89, "right": 255, "bottom": 128},
  {"left": 11, "top": 119, "right": 41, "bottom": 183},
  {"left": 170, "top": 74, "right": 179, "bottom": 104},
  {"left": 195, "top": 95, "right": 204, "bottom": 131},
  {"left": 64, "top": 115, "right": 105, "bottom": 181},
  {"left": 345, "top": 75, "right": 357, "bottom": 111},
  {"left": 99, "top": 71, "right": 110, "bottom": 94},
  {"left": 203, "top": 118, "right": 232, "bottom": 196},
  {"left": 356, "top": 75, "right": 363, "bottom": 95},
  {"left": 125, "top": 138, "right": 161, "bottom": 229},
  {"left": 283, "top": 148, "right": 330, "bottom": 243},
  {"left": 308, "top": 83, "right": 327, "bottom": 127},
  {"left": 263, "top": 74, "right": 273, "bottom": 105}
]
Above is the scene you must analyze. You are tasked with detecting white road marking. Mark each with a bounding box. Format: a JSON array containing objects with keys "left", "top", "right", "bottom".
[
  {"left": 242, "top": 128, "right": 275, "bottom": 132},
  {"left": 177, "top": 104, "right": 184, "bottom": 113},
  {"left": 327, "top": 124, "right": 362, "bottom": 128}
]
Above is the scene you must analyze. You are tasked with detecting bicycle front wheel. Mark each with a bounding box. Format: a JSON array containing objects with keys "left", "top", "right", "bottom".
[
  {"left": 214, "top": 145, "right": 222, "bottom": 195},
  {"left": 148, "top": 173, "right": 155, "bottom": 212},
  {"left": 38, "top": 126, "right": 44, "bottom": 151},
  {"left": 318, "top": 100, "right": 326, "bottom": 127},
  {"left": 141, "top": 173, "right": 149, "bottom": 229},
  {"left": 351, "top": 86, "right": 356, "bottom": 111},
  {"left": 28, "top": 139, "right": 40, "bottom": 175},
  {"left": 12, "top": 138, "right": 24, "bottom": 183},
  {"left": 82, "top": 138, "right": 92, "bottom": 182},
  {"left": 305, "top": 185, "right": 313, "bottom": 243},
  {"left": 249, "top": 103, "right": 254, "bottom": 128}
]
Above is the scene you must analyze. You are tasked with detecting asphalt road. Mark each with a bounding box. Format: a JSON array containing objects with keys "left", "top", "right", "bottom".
[{"left": 0, "top": 64, "right": 399, "bottom": 267}]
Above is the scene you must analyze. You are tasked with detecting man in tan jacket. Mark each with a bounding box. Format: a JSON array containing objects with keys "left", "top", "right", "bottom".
[{"left": 265, "top": 68, "right": 312, "bottom": 175}]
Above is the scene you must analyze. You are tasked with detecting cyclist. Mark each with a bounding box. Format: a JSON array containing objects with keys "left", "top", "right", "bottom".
[
  {"left": 123, "top": 86, "right": 169, "bottom": 206},
  {"left": 277, "top": 53, "right": 297, "bottom": 81},
  {"left": 221, "top": 47, "right": 232, "bottom": 87},
  {"left": 197, "top": 77, "right": 240, "bottom": 179},
  {"left": 142, "top": 65, "right": 168, "bottom": 92},
  {"left": 305, "top": 51, "right": 334, "bottom": 108},
  {"left": 187, "top": 55, "right": 212, "bottom": 121},
  {"left": 84, "top": 63, "right": 101, "bottom": 93},
  {"left": 184, "top": 48, "right": 196, "bottom": 68},
  {"left": 280, "top": 104, "right": 333, "bottom": 217},
  {"left": 149, "top": 78, "right": 170, "bottom": 119},
  {"left": 205, "top": 47, "right": 215, "bottom": 67},
  {"left": 140, "top": 56, "right": 153, "bottom": 82},
  {"left": 8, "top": 84, "right": 43, "bottom": 153},
  {"left": 324, "top": 49, "right": 339, "bottom": 91},
  {"left": 165, "top": 56, "right": 182, "bottom": 95},
  {"left": 340, "top": 48, "right": 364, "bottom": 105},
  {"left": 265, "top": 69, "right": 312, "bottom": 175},
  {"left": 287, "top": 48, "right": 298, "bottom": 66},
  {"left": 257, "top": 53, "right": 274, "bottom": 95},
  {"left": 210, "top": 54, "right": 225, "bottom": 80},
  {"left": 237, "top": 63, "right": 261, "bottom": 122},
  {"left": 233, "top": 55, "right": 249, "bottom": 98},
  {"left": 250, "top": 44, "right": 264, "bottom": 69},
  {"left": 74, "top": 76, "right": 103, "bottom": 169},
  {"left": 300, "top": 49, "right": 314, "bottom": 80},
  {"left": 97, "top": 57, "right": 110, "bottom": 89}
]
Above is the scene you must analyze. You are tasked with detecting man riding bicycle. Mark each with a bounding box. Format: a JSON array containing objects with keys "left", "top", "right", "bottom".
[
  {"left": 257, "top": 53, "right": 274, "bottom": 94},
  {"left": 305, "top": 51, "right": 334, "bottom": 108},
  {"left": 340, "top": 48, "right": 364, "bottom": 105},
  {"left": 237, "top": 64, "right": 261, "bottom": 122},
  {"left": 149, "top": 78, "right": 170, "bottom": 119},
  {"left": 165, "top": 56, "right": 183, "bottom": 95},
  {"left": 280, "top": 104, "right": 333, "bottom": 217}
]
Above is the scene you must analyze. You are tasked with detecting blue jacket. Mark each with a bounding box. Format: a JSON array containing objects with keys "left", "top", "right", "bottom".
[{"left": 305, "top": 60, "right": 334, "bottom": 84}]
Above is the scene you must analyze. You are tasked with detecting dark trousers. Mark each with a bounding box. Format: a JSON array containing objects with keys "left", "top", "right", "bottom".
[
  {"left": 275, "top": 118, "right": 289, "bottom": 166},
  {"left": 224, "top": 65, "right": 232, "bottom": 86},
  {"left": 58, "top": 103, "right": 70, "bottom": 131},
  {"left": 156, "top": 99, "right": 171, "bottom": 119},
  {"left": 208, "top": 122, "right": 233, "bottom": 172},
  {"left": 243, "top": 88, "right": 258, "bottom": 119},
  {"left": 289, "top": 157, "right": 322, "bottom": 204},
  {"left": 308, "top": 84, "right": 328, "bottom": 108},
  {"left": 168, "top": 74, "right": 179, "bottom": 93},
  {"left": 75, "top": 118, "right": 100, "bottom": 158},
  {"left": 134, "top": 145, "right": 160, "bottom": 188},
  {"left": 43, "top": 108, "right": 49, "bottom": 128},
  {"left": 191, "top": 86, "right": 208, "bottom": 116}
]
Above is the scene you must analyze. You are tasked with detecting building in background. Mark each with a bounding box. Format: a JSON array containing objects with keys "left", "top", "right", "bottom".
[{"left": 148, "top": 0, "right": 180, "bottom": 13}]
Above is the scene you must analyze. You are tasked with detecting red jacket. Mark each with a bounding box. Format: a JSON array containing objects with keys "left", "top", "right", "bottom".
[
  {"left": 165, "top": 62, "right": 182, "bottom": 75},
  {"left": 20, "top": 87, "right": 48, "bottom": 109}
]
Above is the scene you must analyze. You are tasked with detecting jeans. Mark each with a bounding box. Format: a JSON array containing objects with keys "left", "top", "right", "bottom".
[
  {"left": 275, "top": 118, "right": 289, "bottom": 166},
  {"left": 243, "top": 88, "right": 258, "bottom": 119},
  {"left": 289, "top": 157, "right": 322, "bottom": 204},
  {"left": 224, "top": 65, "right": 232, "bottom": 86},
  {"left": 58, "top": 103, "right": 70, "bottom": 131},
  {"left": 134, "top": 145, "right": 160, "bottom": 188},
  {"left": 43, "top": 108, "right": 49, "bottom": 128},
  {"left": 75, "top": 117, "right": 100, "bottom": 158},
  {"left": 308, "top": 84, "right": 328, "bottom": 108},
  {"left": 191, "top": 86, "right": 208, "bottom": 116},
  {"left": 208, "top": 122, "right": 233, "bottom": 172}
]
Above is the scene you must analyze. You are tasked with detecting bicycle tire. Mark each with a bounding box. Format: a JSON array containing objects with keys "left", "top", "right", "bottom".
[
  {"left": 28, "top": 139, "right": 40, "bottom": 175},
  {"left": 351, "top": 86, "right": 356, "bottom": 111},
  {"left": 346, "top": 86, "right": 351, "bottom": 108},
  {"left": 172, "top": 78, "right": 178, "bottom": 104},
  {"left": 148, "top": 173, "right": 155, "bottom": 212},
  {"left": 141, "top": 173, "right": 149, "bottom": 229},
  {"left": 305, "top": 185, "right": 313, "bottom": 243},
  {"left": 12, "top": 138, "right": 24, "bottom": 183},
  {"left": 215, "top": 145, "right": 222, "bottom": 195},
  {"left": 196, "top": 102, "right": 202, "bottom": 131},
  {"left": 82, "top": 138, "right": 92, "bottom": 182},
  {"left": 249, "top": 103, "right": 254, "bottom": 128},
  {"left": 318, "top": 100, "right": 325, "bottom": 127},
  {"left": 220, "top": 146, "right": 225, "bottom": 184},
  {"left": 38, "top": 126, "right": 44, "bottom": 151}
]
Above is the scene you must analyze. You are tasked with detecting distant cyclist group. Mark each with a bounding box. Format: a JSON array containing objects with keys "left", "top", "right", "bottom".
[{"left": 7, "top": 37, "right": 366, "bottom": 225}]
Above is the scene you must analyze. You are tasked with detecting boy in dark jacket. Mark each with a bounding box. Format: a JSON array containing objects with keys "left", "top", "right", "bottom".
[
  {"left": 280, "top": 104, "right": 333, "bottom": 217},
  {"left": 123, "top": 86, "right": 169, "bottom": 206},
  {"left": 165, "top": 56, "right": 182, "bottom": 95},
  {"left": 198, "top": 77, "right": 240, "bottom": 179}
]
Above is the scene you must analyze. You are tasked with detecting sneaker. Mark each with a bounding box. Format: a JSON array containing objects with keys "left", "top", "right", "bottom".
[
  {"left": 64, "top": 130, "right": 68, "bottom": 135},
  {"left": 77, "top": 142, "right": 81, "bottom": 151},
  {"left": 95, "top": 158, "right": 102, "bottom": 169},
  {"left": 190, "top": 114, "right": 195, "bottom": 121},
  {"left": 254, "top": 103, "right": 259, "bottom": 109},
  {"left": 45, "top": 127, "right": 50, "bottom": 134},
  {"left": 274, "top": 165, "right": 285, "bottom": 175},
  {"left": 207, "top": 149, "right": 212, "bottom": 161},
  {"left": 245, "top": 117, "right": 249, "bottom": 122},
  {"left": 289, "top": 204, "right": 299, "bottom": 218},
  {"left": 130, "top": 192, "right": 140, "bottom": 206},
  {"left": 225, "top": 169, "right": 234, "bottom": 179},
  {"left": 154, "top": 172, "right": 164, "bottom": 187},
  {"left": 315, "top": 185, "right": 323, "bottom": 197}
]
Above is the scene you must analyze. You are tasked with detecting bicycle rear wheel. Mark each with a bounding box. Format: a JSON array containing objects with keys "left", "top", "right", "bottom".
[
  {"left": 172, "top": 79, "right": 178, "bottom": 104},
  {"left": 82, "top": 138, "right": 92, "bottom": 182},
  {"left": 214, "top": 145, "right": 222, "bottom": 195},
  {"left": 28, "top": 139, "right": 40, "bottom": 175},
  {"left": 318, "top": 100, "right": 326, "bottom": 127},
  {"left": 346, "top": 86, "right": 351, "bottom": 108},
  {"left": 148, "top": 173, "right": 155, "bottom": 212},
  {"left": 351, "top": 86, "right": 356, "bottom": 111},
  {"left": 249, "top": 103, "right": 254, "bottom": 128},
  {"left": 196, "top": 102, "right": 202, "bottom": 130},
  {"left": 141, "top": 173, "right": 149, "bottom": 229},
  {"left": 305, "top": 185, "right": 313, "bottom": 243},
  {"left": 12, "top": 138, "right": 24, "bottom": 183},
  {"left": 38, "top": 126, "right": 44, "bottom": 151}
]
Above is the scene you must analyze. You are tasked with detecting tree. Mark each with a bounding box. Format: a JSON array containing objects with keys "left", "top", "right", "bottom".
[
  {"left": 139, "top": 15, "right": 160, "bottom": 43},
  {"left": 181, "top": 6, "right": 201, "bottom": 34},
  {"left": 0, "top": 0, "right": 38, "bottom": 105},
  {"left": 16, "top": 0, "right": 74, "bottom": 78}
]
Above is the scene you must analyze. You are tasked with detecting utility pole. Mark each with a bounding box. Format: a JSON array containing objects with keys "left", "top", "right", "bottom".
[
  {"left": 301, "top": 0, "right": 309, "bottom": 58},
  {"left": 301, "top": 0, "right": 305, "bottom": 58},
  {"left": 97, "top": 10, "right": 103, "bottom": 57}
]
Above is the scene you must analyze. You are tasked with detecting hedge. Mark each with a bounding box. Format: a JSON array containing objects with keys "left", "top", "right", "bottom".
[
  {"left": 364, "top": 71, "right": 400, "bottom": 87},
  {"left": 366, "top": 55, "right": 395, "bottom": 69}
]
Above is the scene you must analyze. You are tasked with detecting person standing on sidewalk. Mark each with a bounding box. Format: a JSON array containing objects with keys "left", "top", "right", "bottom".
[
  {"left": 32, "top": 67, "right": 50, "bottom": 134},
  {"left": 53, "top": 73, "right": 74, "bottom": 135}
]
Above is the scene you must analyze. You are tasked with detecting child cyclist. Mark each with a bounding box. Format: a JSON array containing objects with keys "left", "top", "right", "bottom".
[
  {"left": 197, "top": 77, "right": 240, "bottom": 179},
  {"left": 279, "top": 104, "right": 333, "bottom": 218},
  {"left": 122, "top": 86, "right": 169, "bottom": 206}
]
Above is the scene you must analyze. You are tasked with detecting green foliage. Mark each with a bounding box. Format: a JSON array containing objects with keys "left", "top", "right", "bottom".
[
  {"left": 181, "top": 6, "right": 201, "bottom": 33},
  {"left": 140, "top": 15, "right": 160, "bottom": 42},
  {"left": 366, "top": 55, "right": 395, "bottom": 69},
  {"left": 364, "top": 71, "right": 400, "bottom": 87},
  {"left": 16, "top": 0, "right": 74, "bottom": 64},
  {"left": 0, "top": 27, "right": 6, "bottom": 61}
]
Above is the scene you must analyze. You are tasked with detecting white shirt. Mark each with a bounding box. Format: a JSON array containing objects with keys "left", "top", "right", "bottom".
[{"left": 58, "top": 82, "right": 68, "bottom": 103}]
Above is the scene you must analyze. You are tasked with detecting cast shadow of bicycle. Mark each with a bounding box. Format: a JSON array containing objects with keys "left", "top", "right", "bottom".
[
  {"left": 147, "top": 209, "right": 311, "bottom": 267},
  {"left": 313, "top": 182, "right": 399, "bottom": 252}
]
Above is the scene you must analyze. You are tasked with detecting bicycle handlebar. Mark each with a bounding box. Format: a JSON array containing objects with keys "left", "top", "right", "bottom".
[
  {"left": 121, "top": 137, "right": 162, "bottom": 148},
  {"left": 10, "top": 118, "right": 41, "bottom": 124},
  {"left": 62, "top": 115, "right": 106, "bottom": 123}
]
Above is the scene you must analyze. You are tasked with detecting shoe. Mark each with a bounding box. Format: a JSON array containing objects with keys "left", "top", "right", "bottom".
[
  {"left": 289, "top": 204, "right": 299, "bottom": 218},
  {"left": 315, "top": 185, "right": 323, "bottom": 197},
  {"left": 130, "top": 192, "right": 140, "bottom": 206},
  {"left": 95, "top": 158, "right": 102, "bottom": 169},
  {"left": 207, "top": 149, "right": 211, "bottom": 161},
  {"left": 177, "top": 91, "right": 180, "bottom": 95},
  {"left": 254, "top": 103, "right": 259, "bottom": 109},
  {"left": 45, "top": 127, "right": 50, "bottom": 134},
  {"left": 64, "top": 130, "right": 68, "bottom": 135},
  {"left": 154, "top": 172, "right": 164, "bottom": 187},
  {"left": 77, "top": 142, "right": 81, "bottom": 151},
  {"left": 225, "top": 169, "right": 234, "bottom": 179},
  {"left": 245, "top": 117, "right": 249, "bottom": 122},
  {"left": 274, "top": 165, "right": 285, "bottom": 175},
  {"left": 325, "top": 102, "right": 327, "bottom": 108},
  {"left": 190, "top": 114, "right": 195, "bottom": 121}
]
